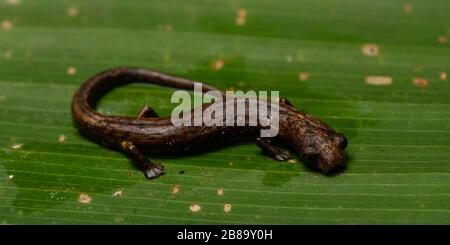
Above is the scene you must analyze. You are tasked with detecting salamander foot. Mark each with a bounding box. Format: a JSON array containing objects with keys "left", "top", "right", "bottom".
[
  {"left": 145, "top": 164, "right": 165, "bottom": 180},
  {"left": 273, "top": 150, "right": 292, "bottom": 161},
  {"left": 256, "top": 137, "right": 292, "bottom": 162}
]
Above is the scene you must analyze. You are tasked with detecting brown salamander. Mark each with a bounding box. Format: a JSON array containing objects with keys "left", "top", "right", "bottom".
[{"left": 71, "top": 67, "right": 348, "bottom": 179}]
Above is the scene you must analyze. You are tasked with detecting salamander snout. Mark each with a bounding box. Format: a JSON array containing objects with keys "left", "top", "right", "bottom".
[
  {"left": 316, "top": 133, "right": 348, "bottom": 174},
  {"left": 301, "top": 132, "right": 348, "bottom": 174},
  {"left": 334, "top": 133, "right": 348, "bottom": 149}
]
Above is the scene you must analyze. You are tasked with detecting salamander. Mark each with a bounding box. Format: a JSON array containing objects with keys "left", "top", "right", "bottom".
[{"left": 71, "top": 67, "right": 348, "bottom": 179}]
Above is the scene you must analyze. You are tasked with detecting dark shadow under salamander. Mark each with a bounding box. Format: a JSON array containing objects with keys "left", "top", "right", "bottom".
[{"left": 71, "top": 67, "right": 348, "bottom": 180}]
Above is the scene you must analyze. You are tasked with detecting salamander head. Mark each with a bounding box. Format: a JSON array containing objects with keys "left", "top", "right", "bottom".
[
  {"left": 280, "top": 110, "right": 348, "bottom": 174},
  {"left": 300, "top": 131, "right": 348, "bottom": 174}
]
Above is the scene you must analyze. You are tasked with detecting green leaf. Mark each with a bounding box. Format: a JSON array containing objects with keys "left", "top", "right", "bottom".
[{"left": 0, "top": 0, "right": 449, "bottom": 224}]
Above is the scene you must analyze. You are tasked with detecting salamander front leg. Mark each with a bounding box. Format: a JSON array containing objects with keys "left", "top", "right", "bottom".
[
  {"left": 256, "top": 137, "right": 292, "bottom": 161},
  {"left": 121, "top": 141, "right": 165, "bottom": 179},
  {"left": 137, "top": 105, "right": 159, "bottom": 118}
]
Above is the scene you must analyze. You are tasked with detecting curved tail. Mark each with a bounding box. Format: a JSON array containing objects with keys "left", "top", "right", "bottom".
[{"left": 72, "top": 67, "right": 225, "bottom": 115}]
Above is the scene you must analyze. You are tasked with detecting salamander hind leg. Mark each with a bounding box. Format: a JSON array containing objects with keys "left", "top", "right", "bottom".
[
  {"left": 256, "top": 137, "right": 292, "bottom": 161},
  {"left": 121, "top": 141, "right": 165, "bottom": 180},
  {"left": 137, "top": 105, "right": 159, "bottom": 118}
]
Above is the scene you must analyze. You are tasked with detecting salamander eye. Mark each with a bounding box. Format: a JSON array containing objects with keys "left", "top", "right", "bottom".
[
  {"left": 334, "top": 133, "right": 348, "bottom": 149},
  {"left": 303, "top": 145, "right": 317, "bottom": 154}
]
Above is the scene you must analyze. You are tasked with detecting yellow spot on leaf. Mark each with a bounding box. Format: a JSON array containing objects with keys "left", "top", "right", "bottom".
[
  {"left": 235, "top": 8, "right": 247, "bottom": 26},
  {"left": 224, "top": 204, "right": 232, "bottom": 213},
  {"left": 5, "top": 0, "right": 20, "bottom": 5},
  {"left": 190, "top": 203, "right": 201, "bottom": 212},
  {"left": 404, "top": 4, "right": 412, "bottom": 14},
  {"left": 298, "top": 72, "right": 309, "bottom": 81},
  {"left": 67, "top": 66, "right": 77, "bottom": 75},
  {"left": 413, "top": 78, "right": 428, "bottom": 88},
  {"left": 164, "top": 24, "right": 173, "bottom": 31},
  {"left": 438, "top": 35, "right": 447, "bottom": 44},
  {"left": 172, "top": 185, "right": 181, "bottom": 194},
  {"left": 361, "top": 44, "right": 379, "bottom": 57},
  {"left": 440, "top": 72, "right": 447, "bottom": 81},
  {"left": 11, "top": 143, "right": 23, "bottom": 149},
  {"left": 212, "top": 59, "right": 225, "bottom": 70},
  {"left": 286, "top": 54, "right": 293, "bottom": 63},
  {"left": 58, "top": 134, "right": 66, "bottom": 142},
  {"left": 78, "top": 193, "right": 92, "bottom": 204},
  {"left": 112, "top": 190, "right": 123, "bottom": 197},
  {"left": 217, "top": 188, "right": 224, "bottom": 196},
  {"left": 2, "top": 20, "right": 13, "bottom": 31},
  {"left": 3, "top": 50, "right": 13, "bottom": 59},
  {"left": 365, "top": 76, "right": 393, "bottom": 86},
  {"left": 67, "top": 7, "right": 79, "bottom": 17}
]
